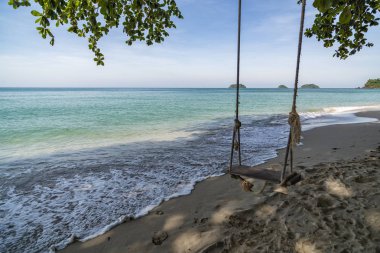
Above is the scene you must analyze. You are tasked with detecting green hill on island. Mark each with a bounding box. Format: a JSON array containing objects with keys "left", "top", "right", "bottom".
[
  {"left": 363, "top": 79, "right": 380, "bottom": 89},
  {"left": 229, "top": 84, "right": 246, "bottom": 88},
  {"left": 277, "top": 85, "right": 288, "bottom": 88},
  {"left": 301, "top": 84, "right": 320, "bottom": 89}
]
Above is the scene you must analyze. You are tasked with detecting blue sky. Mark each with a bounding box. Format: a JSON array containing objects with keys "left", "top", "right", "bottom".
[{"left": 0, "top": 0, "right": 379, "bottom": 88}]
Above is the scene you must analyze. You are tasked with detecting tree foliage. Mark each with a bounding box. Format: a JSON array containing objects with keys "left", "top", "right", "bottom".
[
  {"left": 307, "top": 0, "right": 380, "bottom": 59},
  {"left": 8, "top": 0, "right": 183, "bottom": 65}
]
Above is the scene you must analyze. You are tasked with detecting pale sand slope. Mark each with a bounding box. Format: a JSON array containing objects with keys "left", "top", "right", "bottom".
[{"left": 60, "top": 111, "right": 380, "bottom": 253}]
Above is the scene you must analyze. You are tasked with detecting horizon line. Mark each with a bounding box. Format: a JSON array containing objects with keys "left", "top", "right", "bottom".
[{"left": 0, "top": 86, "right": 360, "bottom": 89}]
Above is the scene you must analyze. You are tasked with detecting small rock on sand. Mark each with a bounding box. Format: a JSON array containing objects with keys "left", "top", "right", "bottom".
[{"left": 152, "top": 231, "right": 168, "bottom": 245}]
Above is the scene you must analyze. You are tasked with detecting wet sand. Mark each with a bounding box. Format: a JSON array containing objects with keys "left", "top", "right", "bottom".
[{"left": 60, "top": 111, "right": 380, "bottom": 253}]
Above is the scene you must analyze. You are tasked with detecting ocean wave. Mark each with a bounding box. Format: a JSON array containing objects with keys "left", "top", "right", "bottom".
[
  {"left": 299, "top": 104, "right": 380, "bottom": 119},
  {"left": 322, "top": 104, "right": 380, "bottom": 114}
]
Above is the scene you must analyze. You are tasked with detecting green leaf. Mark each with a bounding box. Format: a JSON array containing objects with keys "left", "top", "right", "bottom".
[
  {"left": 313, "top": 0, "right": 320, "bottom": 9},
  {"left": 339, "top": 7, "right": 352, "bottom": 24},
  {"left": 313, "top": 0, "right": 332, "bottom": 13},
  {"left": 321, "top": 0, "right": 332, "bottom": 12},
  {"left": 46, "top": 29, "right": 53, "bottom": 38},
  {"left": 31, "top": 10, "right": 41, "bottom": 16}
]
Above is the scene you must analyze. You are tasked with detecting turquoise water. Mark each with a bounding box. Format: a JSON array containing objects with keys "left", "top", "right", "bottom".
[
  {"left": 0, "top": 88, "right": 379, "bottom": 253},
  {"left": 1, "top": 88, "right": 379, "bottom": 162}
]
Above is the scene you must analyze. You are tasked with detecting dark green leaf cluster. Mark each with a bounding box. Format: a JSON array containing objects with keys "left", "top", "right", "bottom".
[
  {"left": 8, "top": 0, "right": 183, "bottom": 65},
  {"left": 305, "top": 0, "right": 380, "bottom": 59}
]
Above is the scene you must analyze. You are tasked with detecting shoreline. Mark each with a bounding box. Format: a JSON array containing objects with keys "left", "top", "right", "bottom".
[{"left": 59, "top": 111, "right": 380, "bottom": 253}]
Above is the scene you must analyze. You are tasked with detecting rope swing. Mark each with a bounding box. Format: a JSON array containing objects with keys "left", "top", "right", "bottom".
[
  {"left": 229, "top": 0, "right": 242, "bottom": 172},
  {"left": 281, "top": 0, "right": 306, "bottom": 182},
  {"left": 229, "top": 0, "right": 307, "bottom": 187}
]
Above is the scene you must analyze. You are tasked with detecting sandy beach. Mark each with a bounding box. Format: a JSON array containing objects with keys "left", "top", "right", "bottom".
[{"left": 60, "top": 111, "right": 380, "bottom": 253}]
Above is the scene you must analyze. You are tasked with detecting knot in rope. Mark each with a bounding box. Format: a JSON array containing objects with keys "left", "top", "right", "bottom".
[
  {"left": 288, "top": 109, "right": 301, "bottom": 147},
  {"left": 234, "top": 140, "right": 240, "bottom": 151},
  {"left": 234, "top": 119, "right": 241, "bottom": 129},
  {"left": 233, "top": 119, "right": 241, "bottom": 151}
]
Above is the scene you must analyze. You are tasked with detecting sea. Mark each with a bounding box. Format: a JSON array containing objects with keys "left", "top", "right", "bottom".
[{"left": 0, "top": 88, "right": 379, "bottom": 253}]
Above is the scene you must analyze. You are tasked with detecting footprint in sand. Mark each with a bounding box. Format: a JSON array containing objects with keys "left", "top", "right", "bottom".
[
  {"left": 199, "top": 241, "right": 225, "bottom": 253},
  {"left": 354, "top": 176, "right": 376, "bottom": 183},
  {"left": 193, "top": 217, "right": 209, "bottom": 225},
  {"left": 316, "top": 196, "right": 334, "bottom": 208}
]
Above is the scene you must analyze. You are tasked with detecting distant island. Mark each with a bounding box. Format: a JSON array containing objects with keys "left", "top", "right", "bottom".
[
  {"left": 301, "top": 84, "right": 320, "bottom": 89},
  {"left": 277, "top": 85, "right": 288, "bottom": 88},
  {"left": 229, "top": 84, "right": 246, "bottom": 88},
  {"left": 363, "top": 79, "right": 380, "bottom": 89}
]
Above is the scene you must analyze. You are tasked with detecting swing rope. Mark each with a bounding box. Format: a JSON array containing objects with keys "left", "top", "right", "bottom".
[
  {"left": 229, "top": 0, "right": 254, "bottom": 191},
  {"left": 281, "top": 0, "right": 306, "bottom": 182},
  {"left": 229, "top": 0, "right": 242, "bottom": 173}
]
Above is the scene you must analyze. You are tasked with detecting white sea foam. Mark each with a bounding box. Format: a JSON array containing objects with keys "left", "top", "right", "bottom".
[
  {"left": 299, "top": 104, "right": 380, "bottom": 119},
  {"left": 321, "top": 104, "right": 380, "bottom": 114},
  {"left": 77, "top": 172, "right": 225, "bottom": 244},
  {"left": 300, "top": 105, "right": 380, "bottom": 131}
]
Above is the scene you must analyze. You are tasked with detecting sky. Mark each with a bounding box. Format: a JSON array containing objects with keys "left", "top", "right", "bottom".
[{"left": 0, "top": 0, "right": 379, "bottom": 88}]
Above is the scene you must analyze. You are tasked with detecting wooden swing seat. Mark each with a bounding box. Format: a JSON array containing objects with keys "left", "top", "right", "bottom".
[{"left": 230, "top": 165, "right": 282, "bottom": 183}]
